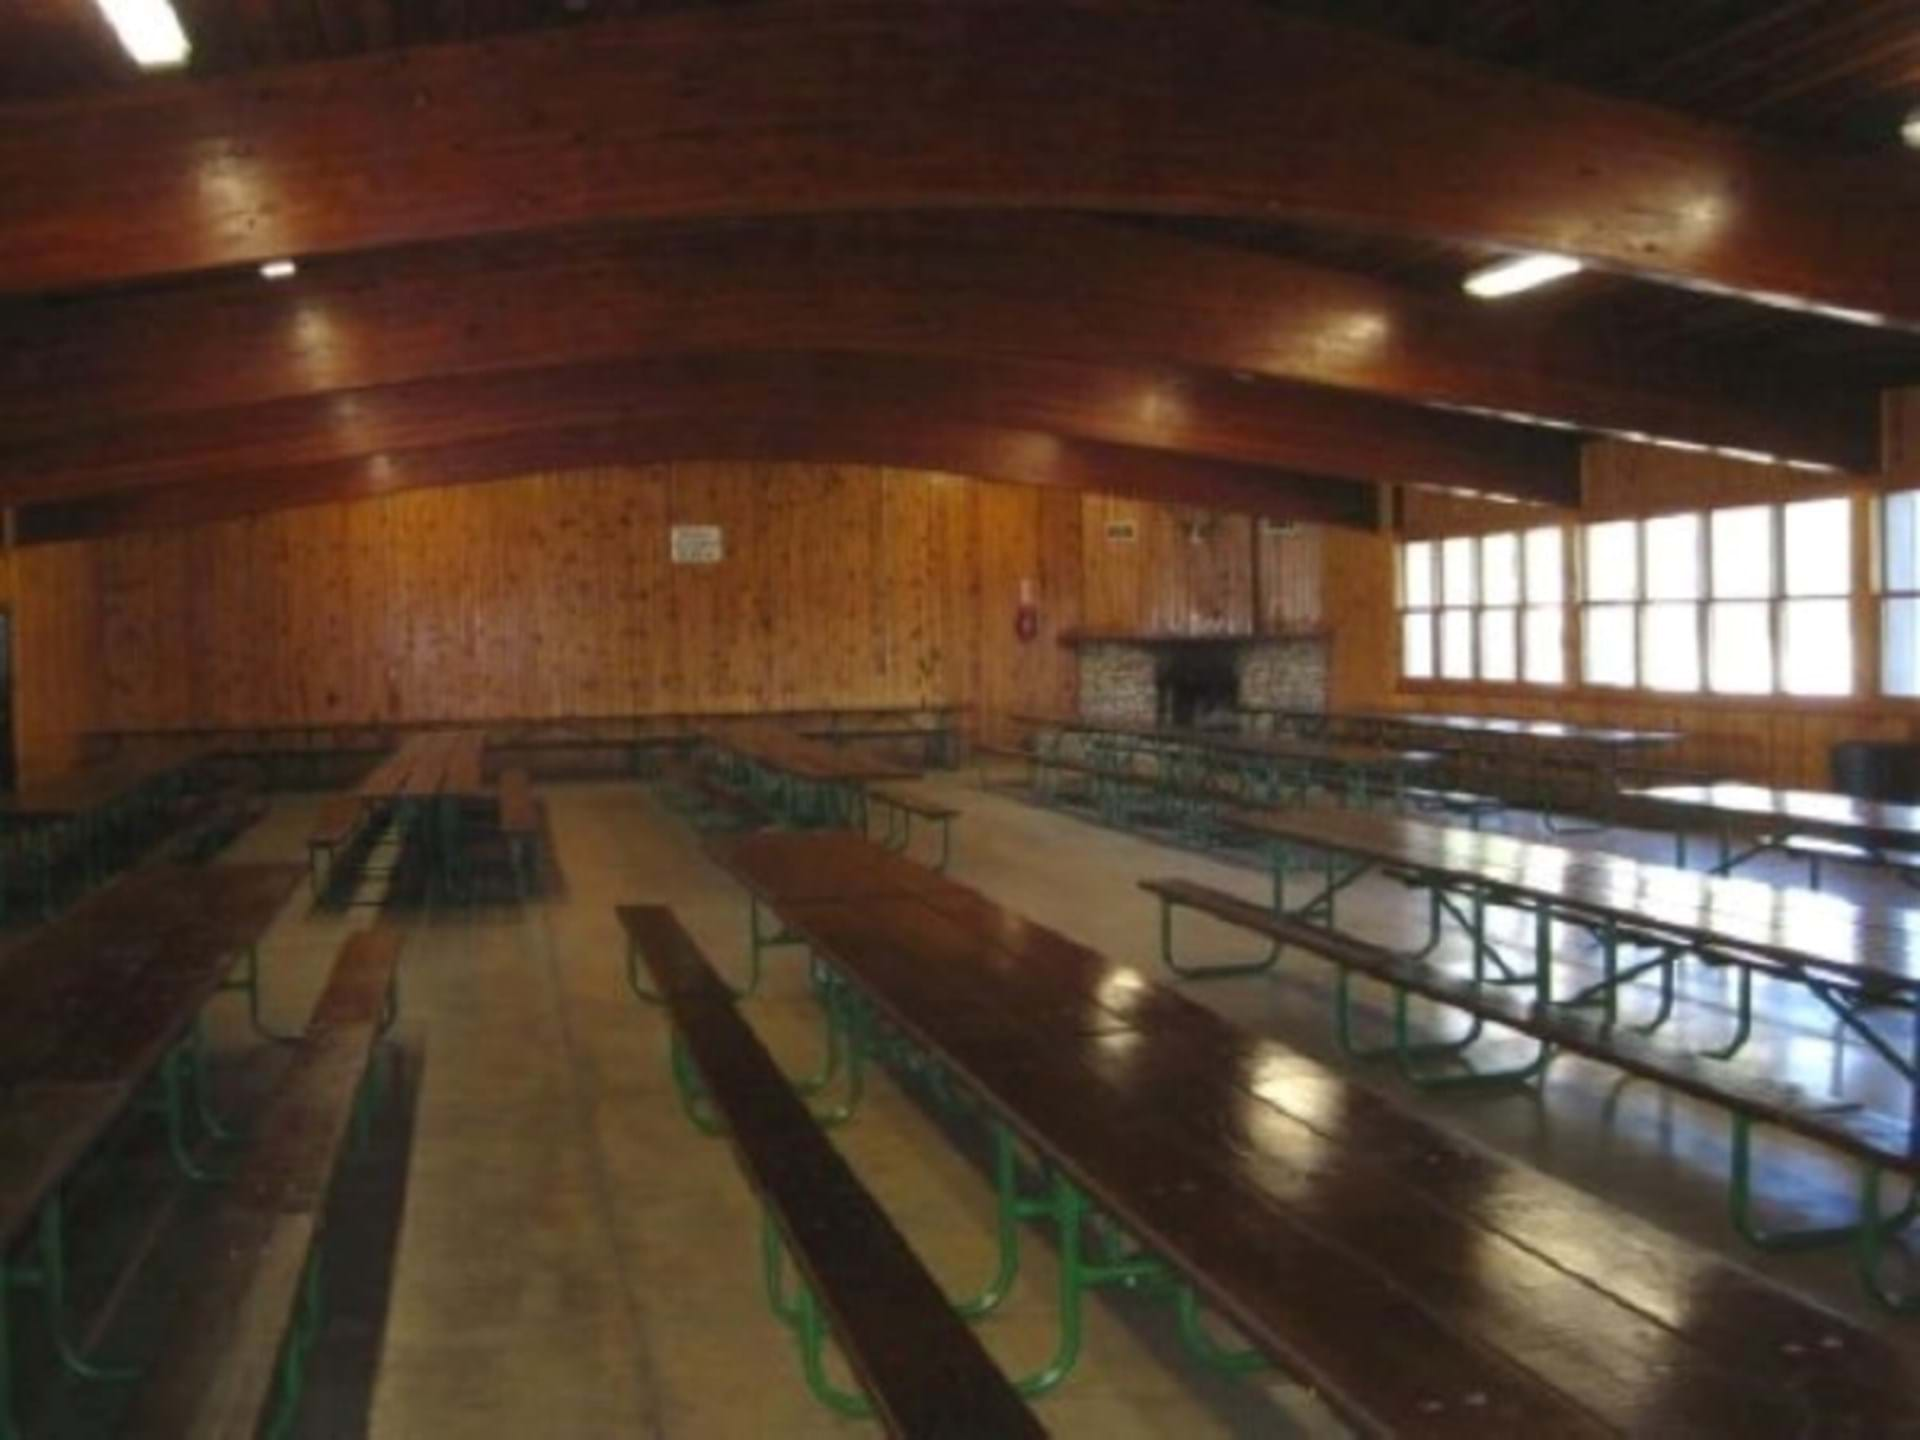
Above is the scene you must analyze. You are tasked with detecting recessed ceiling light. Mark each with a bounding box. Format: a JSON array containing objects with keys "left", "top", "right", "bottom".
[
  {"left": 259, "top": 258, "right": 298, "bottom": 281},
  {"left": 95, "top": 0, "right": 190, "bottom": 69},
  {"left": 1903, "top": 107, "right": 1920, "bottom": 150},
  {"left": 1463, "top": 253, "right": 1584, "bottom": 300}
]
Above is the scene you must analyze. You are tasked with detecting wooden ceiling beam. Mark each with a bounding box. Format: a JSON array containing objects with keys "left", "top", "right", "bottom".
[
  {"left": 14, "top": 412, "right": 1382, "bottom": 545},
  {"left": 0, "top": 217, "right": 1873, "bottom": 471},
  {"left": 0, "top": 350, "right": 1580, "bottom": 509},
  {"left": 0, "top": 2, "right": 1916, "bottom": 326}
]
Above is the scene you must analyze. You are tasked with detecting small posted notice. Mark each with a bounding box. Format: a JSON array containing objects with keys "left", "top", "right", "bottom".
[{"left": 670, "top": 524, "right": 724, "bottom": 565}]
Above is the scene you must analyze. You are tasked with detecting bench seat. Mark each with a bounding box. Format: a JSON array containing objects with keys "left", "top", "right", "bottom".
[
  {"left": 1141, "top": 876, "right": 1918, "bottom": 1174},
  {"left": 865, "top": 786, "right": 959, "bottom": 870},
  {"left": 123, "top": 926, "right": 403, "bottom": 1439},
  {"left": 624, "top": 905, "right": 1043, "bottom": 1436}
]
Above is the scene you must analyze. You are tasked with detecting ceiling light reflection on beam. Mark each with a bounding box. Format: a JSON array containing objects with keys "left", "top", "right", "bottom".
[
  {"left": 1462, "top": 253, "right": 1583, "bottom": 300},
  {"left": 96, "top": 0, "right": 191, "bottom": 69},
  {"left": 259, "top": 258, "right": 298, "bottom": 280}
]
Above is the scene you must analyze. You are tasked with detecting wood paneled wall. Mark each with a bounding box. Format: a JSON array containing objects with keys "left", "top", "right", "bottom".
[
  {"left": 14, "top": 543, "right": 100, "bottom": 783},
  {"left": 17, "top": 461, "right": 1249, "bottom": 772}
]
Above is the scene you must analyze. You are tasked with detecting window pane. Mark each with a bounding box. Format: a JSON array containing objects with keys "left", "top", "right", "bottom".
[
  {"left": 1401, "top": 612, "right": 1433, "bottom": 679},
  {"left": 1584, "top": 521, "right": 1638, "bottom": 602},
  {"left": 1783, "top": 497, "right": 1850, "bottom": 597},
  {"left": 1442, "top": 537, "right": 1476, "bottom": 607},
  {"left": 1782, "top": 598, "right": 1851, "bottom": 696},
  {"left": 1709, "top": 601, "right": 1772, "bottom": 694},
  {"left": 1641, "top": 602, "right": 1701, "bottom": 692},
  {"left": 1525, "top": 527, "right": 1564, "bottom": 604},
  {"left": 1885, "top": 597, "right": 1920, "bottom": 696},
  {"left": 1711, "top": 506, "right": 1773, "bottom": 599},
  {"left": 1481, "top": 533, "right": 1520, "bottom": 607},
  {"left": 1887, "top": 493, "right": 1920, "bottom": 594},
  {"left": 1524, "top": 607, "right": 1564, "bottom": 684},
  {"left": 1403, "top": 542, "right": 1434, "bottom": 609},
  {"left": 1479, "top": 608, "right": 1517, "bottom": 681},
  {"left": 1583, "top": 604, "right": 1635, "bottom": 687},
  {"left": 1644, "top": 513, "right": 1702, "bottom": 600},
  {"left": 1440, "top": 609, "right": 1473, "bottom": 680}
]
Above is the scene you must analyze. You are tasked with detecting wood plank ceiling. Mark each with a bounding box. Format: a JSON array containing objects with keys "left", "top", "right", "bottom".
[{"left": 2, "top": 0, "right": 1919, "bottom": 540}]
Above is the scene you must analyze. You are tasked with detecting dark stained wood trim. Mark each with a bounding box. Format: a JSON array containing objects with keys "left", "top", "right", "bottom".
[
  {"left": 0, "top": 350, "right": 1580, "bottom": 509},
  {"left": 0, "top": 3, "right": 1916, "bottom": 326},
  {"left": 0, "top": 217, "right": 1875, "bottom": 472},
  {"left": 14, "top": 413, "right": 1382, "bottom": 543}
]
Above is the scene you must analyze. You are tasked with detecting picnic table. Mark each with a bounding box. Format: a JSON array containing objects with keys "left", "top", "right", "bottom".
[
  {"left": 1221, "top": 804, "right": 1920, "bottom": 1079},
  {"left": 1620, "top": 781, "right": 1920, "bottom": 888},
  {"left": 0, "top": 862, "right": 301, "bottom": 1432},
  {"left": 702, "top": 723, "right": 918, "bottom": 829},
  {"left": 1241, "top": 709, "right": 1683, "bottom": 830},
  {"left": 1014, "top": 712, "right": 1437, "bottom": 801},
  {"left": 0, "top": 741, "right": 211, "bottom": 915},
  {"left": 354, "top": 731, "right": 490, "bottom": 895},
  {"left": 700, "top": 830, "right": 1920, "bottom": 1432}
]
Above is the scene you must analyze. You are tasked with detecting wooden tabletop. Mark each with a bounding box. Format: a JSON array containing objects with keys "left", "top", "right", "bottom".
[
  {"left": 1621, "top": 781, "right": 1920, "bottom": 850},
  {"left": 713, "top": 833, "right": 1919, "bottom": 1436},
  {"left": 705, "top": 722, "right": 919, "bottom": 784},
  {"left": 1230, "top": 805, "right": 1920, "bottom": 997},
  {"left": 356, "top": 729, "right": 490, "bottom": 802},
  {"left": 0, "top": 739, "right": 210, "bottom": 822},
  {"left": 0, "top": 862, "right": 302, "bottom": 1248},
  {"left": 1246, "top": 707, "right": 1682, "bottom": 750},
  {"left": 1010, "top": 712, "right": 1439, "bottom": 771}
]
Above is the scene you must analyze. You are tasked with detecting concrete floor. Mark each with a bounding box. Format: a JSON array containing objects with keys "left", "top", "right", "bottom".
[{"left": 177, "top": 774, "right": 1920, "bottom": 1437}]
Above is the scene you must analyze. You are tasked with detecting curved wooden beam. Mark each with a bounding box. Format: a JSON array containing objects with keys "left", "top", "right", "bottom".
[
  {"left": 0, "top": 217, "right": 1872, "bottom": 470},
  {"left": 1, "top": 2, "right": 1916, "bottom": 326},
  {"left": 15, "top": 411, "right": 1382, "bottom": 544},
  {"left": 0, "top": 350, "right": 1579, "bottom": 508}
]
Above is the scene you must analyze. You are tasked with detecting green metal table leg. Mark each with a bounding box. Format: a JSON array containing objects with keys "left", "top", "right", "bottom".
[
  {"left": 668, "top": 1030, "right": 726, "bottom": 1136},
  {"left": 21, "top": 1193, "right": 140, "bottom": 1382},
  {"left": 0, "top": 1255, "right": 17, "bottom": 1440},
  {"left": 157, "top": 1043, "right": 229, "bottom": 1184},
  {"left": 218, "top": 945, "right": 304, "bottom": 1044},
  {"left": 953, "top": 1122, "right": 1022, "bottom": 1319},
  {"left": 1175, "top": 1286, "right": 1265, "bottom": 1375},
  {"left": 1700, "top": 965, "right": 1755, "bottom": 1060},
  {"left": 625, "top": 938, "right": 663, "bottom": 1005},
  {"left": 265, "top": 1247, "right": 326, "bottom": 1440},
  {"left": 1729, "top": 1114, "right": 1864, "bottom": 1252},
  {"left": 1157, "top": 898, "right": 1277, "bottom": 981},
  {"left": 1855, "top": 1165, "right": 1920, "bottom": 1313}
]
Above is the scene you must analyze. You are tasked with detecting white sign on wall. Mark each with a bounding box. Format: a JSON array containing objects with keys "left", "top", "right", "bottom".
[{"left": 670, "top": 524, "right": 724, "bottom": 565}]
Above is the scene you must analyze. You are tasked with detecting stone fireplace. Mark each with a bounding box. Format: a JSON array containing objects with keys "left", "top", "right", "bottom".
[{"left": 1075, "top": 635, "right": 1328, "bottom": 727}]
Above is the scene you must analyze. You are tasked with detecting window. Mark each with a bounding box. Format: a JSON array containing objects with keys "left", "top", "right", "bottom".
[
  {"left": 1781, "top": 498, "right": 1851, "bottom": 697},
  {"left": 1478, "top": 533, "right": 1519, "bottom": 681},
  {"left": 1885, "top": 491, "right": 1920, "bottom": 696},
  {"left": 1641, "top": 513, "right": 1702, "bottom": 693},
  {"left": 1401, "top": 496, "right": 1863, "bottom": 699},
  {"left": 1582, "top": 521, "right": 1638, "bottom": 687},
  {"left": 1397, "top": 528, "right": 1565, "bottom": 685},
  {"left": 1707, "top": 506, "right": 1773, "bottom": 694},
  {"left": 1439, "top": 538, "right": 1476, "bottom": 678},
  {"left": 1522, "top": 527, "right": 1565, "bottom": 684}
]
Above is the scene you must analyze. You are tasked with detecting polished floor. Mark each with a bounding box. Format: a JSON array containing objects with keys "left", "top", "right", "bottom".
[{"left": 181, "top": 773, "right": 1920, "bottom": 1437}]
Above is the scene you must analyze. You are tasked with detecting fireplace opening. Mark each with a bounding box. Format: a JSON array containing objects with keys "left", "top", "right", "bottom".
[{"left": 1156, "top": 647, "right": 1239, "bottom": 729}]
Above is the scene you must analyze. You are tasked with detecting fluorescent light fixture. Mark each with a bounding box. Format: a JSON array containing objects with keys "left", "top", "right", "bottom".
[
  {"left": 1463, "top": 252, "right": 1583, "bottom": 300},
  {"left": 1904, "top": 107, "right": 1920, "bottom": 150},
  {"left": 259, "top": 258, "right": 298, "bottom": 281},
  {"left": 96, "top": 0, "right": 191, "bottom": 69}
]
